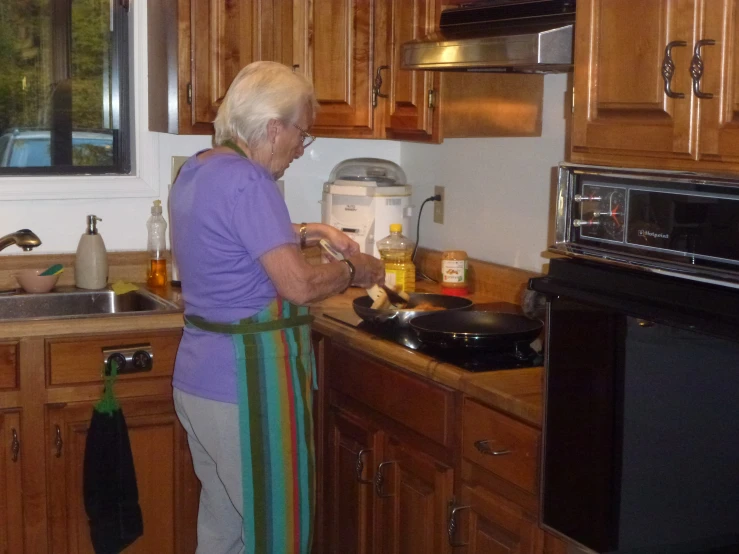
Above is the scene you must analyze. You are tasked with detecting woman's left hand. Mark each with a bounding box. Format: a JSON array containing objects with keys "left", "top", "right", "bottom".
[{"left": 320, "top": 225, "right": 360, "bottom": 257}]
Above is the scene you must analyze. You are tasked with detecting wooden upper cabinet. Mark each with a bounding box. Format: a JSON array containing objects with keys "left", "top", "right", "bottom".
[
  {"left": 384, "top": 0, "right": 441, "bottom": 142},
  {"left": 149, "top": 0, "right": 294, "bottom": 134},
  {"left": 571, "top": 0, "right": 739, "bottom": 173},
  {"left": 571, "top": 0, "right": 698, "bottom": 165},
  {"left": 295, "top": 0, "right": 382, "bottom": 138},
  {"left": 696, "top": 0, "right": 739, "bottom": 165}
]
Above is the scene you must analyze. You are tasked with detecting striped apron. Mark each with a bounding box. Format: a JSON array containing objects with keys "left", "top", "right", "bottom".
[{"left": 185, "top": 298, "right": 316, "bottom": 554}]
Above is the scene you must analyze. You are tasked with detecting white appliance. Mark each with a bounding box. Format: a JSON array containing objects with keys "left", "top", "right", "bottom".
[{"left": 321, "top": 158, "right": 412, "bottom": 258}]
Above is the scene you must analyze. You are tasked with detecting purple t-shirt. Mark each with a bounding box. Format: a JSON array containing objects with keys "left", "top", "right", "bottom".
[{"left": 171, "top": 150, "right": 298, "bottom": 403}]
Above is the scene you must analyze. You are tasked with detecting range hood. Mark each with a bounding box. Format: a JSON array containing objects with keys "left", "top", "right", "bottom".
[{"left": 401, "top": 0, "right": 576, "bottom": 73}]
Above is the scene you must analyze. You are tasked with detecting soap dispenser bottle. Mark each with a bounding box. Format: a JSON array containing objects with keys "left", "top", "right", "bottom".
[{"left": 75, "top": 215, "right": 108, "bottom": 289}]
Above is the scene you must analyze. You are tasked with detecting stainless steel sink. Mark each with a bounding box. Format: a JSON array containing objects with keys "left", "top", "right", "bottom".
[{"left": 0, "top": 287, "right": 180, "bottom": 321}]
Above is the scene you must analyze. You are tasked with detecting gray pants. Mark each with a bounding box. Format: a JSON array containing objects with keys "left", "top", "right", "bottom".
[{"left": 174, "top": 388, "right": 244, "bottom": 554}]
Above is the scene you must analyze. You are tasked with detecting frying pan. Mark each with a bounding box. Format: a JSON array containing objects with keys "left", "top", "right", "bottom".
[
  {"left": 353, "top": 293, "right": 473, "bottom": 327},
  {"left": 409, "top": 311, "right": 543, "bottom": 349}
]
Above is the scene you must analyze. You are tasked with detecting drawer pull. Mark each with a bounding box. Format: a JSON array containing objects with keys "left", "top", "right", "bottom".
[
  {"left": 374, "top": 460, "right": 396, "bottom": 498},
  {"left": 474, "top": 439, "right": 511, "bottom": 456},
  {"left": 11, "top": 428, "right": 19, "bottom": 462},
  {"left": 448, "top": 502, "right": 471, "bottom": 547},
  {"left": 54, "top": 425, "right": 63, "bottom": 458},
  {"left": 355, "top": 448, "right": 373, "bottom": 484}
]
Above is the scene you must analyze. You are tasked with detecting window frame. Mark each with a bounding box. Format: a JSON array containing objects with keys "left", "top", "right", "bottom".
[{"left": 0, "top": 0, "right": 158, "bottom": 201}]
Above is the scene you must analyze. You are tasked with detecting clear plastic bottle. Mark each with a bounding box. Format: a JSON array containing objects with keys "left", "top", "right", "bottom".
[
  {"left": 147, "top": 200, "right": 168, "bottom": 288},
  {"left": 376, "top": 223, "right": 416, "bottom": 293}
]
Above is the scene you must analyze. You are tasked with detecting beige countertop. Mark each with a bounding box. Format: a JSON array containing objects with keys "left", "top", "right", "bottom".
[{"left": 0, "top": 280, "right": 543, "bottom": 427}]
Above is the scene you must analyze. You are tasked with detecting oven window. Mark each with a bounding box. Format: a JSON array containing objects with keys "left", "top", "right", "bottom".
[{"left": 542, "top": 297, "right": 739, "bottom": 553}]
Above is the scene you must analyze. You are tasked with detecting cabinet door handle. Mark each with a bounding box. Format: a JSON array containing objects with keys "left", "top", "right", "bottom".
[
  {"left": 448, "top": 503, "right": 471, "bottom": 547},
  {"left": 11, "top": 428, "right": 19, "bottom": 462},
  {"left": 690, "top": 39, "right": 716, "bottom": 99},
  {"left": 474, "top": 439, "right": 512, "bottom": 456},
  {"left": 372, "top": 65, "right": 389, "bottom": 108},
  {"left": 662, "top": 40, "right": 687, "bottom": 98},
  {"left": 355, "top": 448, "right": 373, "bottom": 484},
  {"left": 54, "top": 425, "right": 63, "bottom": 458},
  {"left": 374, "top": 460, "right": 396, "bottom": 498}
]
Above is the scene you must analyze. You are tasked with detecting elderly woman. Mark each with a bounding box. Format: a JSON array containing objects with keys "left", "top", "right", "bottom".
[{"left": 170, "top": 61, "right": 384, "bottom": 554}]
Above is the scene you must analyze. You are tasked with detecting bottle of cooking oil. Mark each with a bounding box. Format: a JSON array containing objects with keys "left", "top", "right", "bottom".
[
  {"left": 147, "top": 200, "right": 168, "bottom": 288},
  {"left": 376, "top": 223, "right": 416, "bottom": 293}
]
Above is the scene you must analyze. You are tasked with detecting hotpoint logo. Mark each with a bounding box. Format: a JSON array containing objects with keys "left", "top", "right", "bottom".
[
  {"left": 638, "top": 229, "right": 670, "bottom": 239},
  {"left": 344, "top": 205, "right": 357, "bottom": 212}
]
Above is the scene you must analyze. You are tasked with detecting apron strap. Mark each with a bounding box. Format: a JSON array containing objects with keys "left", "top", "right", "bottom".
[{"left": 184, "top": 313, "right": 313, "bottom": 335}]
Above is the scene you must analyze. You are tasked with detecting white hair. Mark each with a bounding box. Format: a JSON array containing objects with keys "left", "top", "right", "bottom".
[{"left": 213, "top": 61, "right": 318, "bottom": 148}]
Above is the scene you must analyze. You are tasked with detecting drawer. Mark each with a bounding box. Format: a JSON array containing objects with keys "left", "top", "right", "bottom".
[
  {"left": 0, "top": 341, "right": 19, "bottom": 390},
  {"left": 329, "top": 344, "right": 455, "bottom": 447},
  {"left": 47, "top": 330, "right": 182, "bottom": 386},
  {"left": 462, "top": 398, "right": 540, "bottom": 494}
]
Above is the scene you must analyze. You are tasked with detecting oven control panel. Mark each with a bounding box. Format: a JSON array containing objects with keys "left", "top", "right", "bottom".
[{"left": 553, "top": 164, "right": 739, "bottom": 285}]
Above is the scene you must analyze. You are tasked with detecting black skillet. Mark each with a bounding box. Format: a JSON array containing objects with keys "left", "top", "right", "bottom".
[{"left": 408, "top": 310, "right": 543, "bottom": 349}]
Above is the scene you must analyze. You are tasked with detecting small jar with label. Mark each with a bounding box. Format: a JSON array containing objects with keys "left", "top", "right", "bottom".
[{"left": 441, "top": 250, "right": 468, "bottom": 296}]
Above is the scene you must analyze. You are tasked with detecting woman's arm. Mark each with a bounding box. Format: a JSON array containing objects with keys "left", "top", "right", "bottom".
[
  {"left": 293, "top": 223, "right": 360, "bottom": 257},
  {"left": 261, "top": 243, "right": 384, "bottom": 305}
]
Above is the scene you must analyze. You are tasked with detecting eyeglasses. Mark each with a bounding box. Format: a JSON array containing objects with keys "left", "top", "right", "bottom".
[{"left": 293, "top": 123, "right": 316, "bottom": 149}]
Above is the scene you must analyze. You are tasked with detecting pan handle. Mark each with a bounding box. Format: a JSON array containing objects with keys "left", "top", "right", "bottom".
[{"left": 474, "top": 439, "right": 512, "bottom": 456}]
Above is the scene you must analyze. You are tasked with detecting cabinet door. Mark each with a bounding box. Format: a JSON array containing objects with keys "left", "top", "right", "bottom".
[
  {"left": 299, "top": 0, "right": 383, "bottom": 138},
  {"left": 378, "top": 436, "right": 454, "bottom": 554},
  {"left": 383, "top": 0, "right": 441, "bottom": 142},
  {"left": 323, "top": 406, "right": 380, "bottom": 554},
  {"left": 187, "top": 0, "right": 294, "bottom": 133},
  {"left": 0, "top": 410, "right": 23, "bottom": 554},
  {"left": 46, "top": 397, "right": 199, "bottom": 554},
  {"left": 571, "top": 0, "right": 699, "bottom": 167},
  {"left": 455, "top": 483, "right": 539, "bottom": 554},
  {"left": 696, "top": 0, "right": 739, "bottom": 164}
]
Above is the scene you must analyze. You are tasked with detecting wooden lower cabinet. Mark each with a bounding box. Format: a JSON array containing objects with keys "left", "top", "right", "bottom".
[
  {"left": 316, "top": 334, "right": 564, "bottom": 554},
  {"left": 379, "top": 436, "right": 454, "bottom": 554},
  {"left": 455, "top": 483, "right": 539, "bottom": 554},
  {"left": 0, "top": 409, "right": 24, "bottom": 554},
  {"left": 323, "top": 406, "right": 379, "bottom": 554},
  {"left": 45, "top": 397, "right": 198, "bottom": 554}
]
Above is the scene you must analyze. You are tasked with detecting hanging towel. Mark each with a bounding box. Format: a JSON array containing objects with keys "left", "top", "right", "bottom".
[{"left": 83, "top": 360, "right": 144, "bottom": 553}]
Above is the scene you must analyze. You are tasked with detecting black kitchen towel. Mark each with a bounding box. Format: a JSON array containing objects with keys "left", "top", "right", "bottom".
[{"left": 83, "top": 363, "right": 143, "bottom": 553}]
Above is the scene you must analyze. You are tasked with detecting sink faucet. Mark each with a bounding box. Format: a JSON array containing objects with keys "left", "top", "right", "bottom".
[{"left": 0, "top": 229, "right": 42, "bottom": 252}]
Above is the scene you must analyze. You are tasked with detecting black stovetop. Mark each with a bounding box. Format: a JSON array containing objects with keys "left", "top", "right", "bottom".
[{"left": 323, "top": 310, "right": 543, "bottom": 372}]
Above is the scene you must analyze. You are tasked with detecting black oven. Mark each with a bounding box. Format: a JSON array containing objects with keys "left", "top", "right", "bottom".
[{"left": 529, "top": 165, "right": 739, "bottom": 554}]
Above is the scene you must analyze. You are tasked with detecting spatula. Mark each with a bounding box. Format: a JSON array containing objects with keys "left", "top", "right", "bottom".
[{"left": 319, "top": 240, "right": 408, "bottom": 307}]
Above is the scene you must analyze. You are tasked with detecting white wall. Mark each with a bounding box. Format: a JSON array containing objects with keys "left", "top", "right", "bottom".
[
  {"left": 401, "top": 73, "right": 568, "bottom": 273},
  {"left": 0, "top": 136, "right": 399, "bottom": 254}
]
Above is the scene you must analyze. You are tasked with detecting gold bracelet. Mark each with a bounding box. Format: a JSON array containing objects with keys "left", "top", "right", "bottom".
[{"left": 299, "top": 223, "right": 308, "bottom": 249}]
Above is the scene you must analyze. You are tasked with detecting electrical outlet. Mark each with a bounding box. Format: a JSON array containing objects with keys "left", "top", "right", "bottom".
[
  {"left": 171, "top": 156, "right": 189, "bottom": 183},
  {"left": 433, "top": 185, "right": 445, "bottom": 224}
]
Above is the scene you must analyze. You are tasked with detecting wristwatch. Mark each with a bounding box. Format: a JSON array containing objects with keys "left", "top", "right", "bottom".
[{"left": 340, "top": 259, "right": 355, "bottom": 291}]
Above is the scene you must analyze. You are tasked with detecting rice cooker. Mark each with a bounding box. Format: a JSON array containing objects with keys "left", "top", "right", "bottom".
[{"left": 321, "top": 158, "right": 412, "bottom": 257}]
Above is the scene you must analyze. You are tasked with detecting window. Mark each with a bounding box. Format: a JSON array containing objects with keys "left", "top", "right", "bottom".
[{"left": 0, "top": 0, "right": 130, "bottom": 175}]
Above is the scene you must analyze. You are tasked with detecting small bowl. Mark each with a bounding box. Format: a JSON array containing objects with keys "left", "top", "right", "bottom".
[{"left": 15, "top": 269, "right": 60, "bottom": 293}]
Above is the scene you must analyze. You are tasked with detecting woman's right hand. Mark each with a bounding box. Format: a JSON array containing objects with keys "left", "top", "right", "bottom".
[{"left": 346, "top": 253, "right": 385, "bottom": 288}]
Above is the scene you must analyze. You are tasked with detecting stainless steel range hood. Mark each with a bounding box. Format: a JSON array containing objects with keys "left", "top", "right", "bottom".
[{"left": 401, "top": 0, "right": 576, "bottom": 73}]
